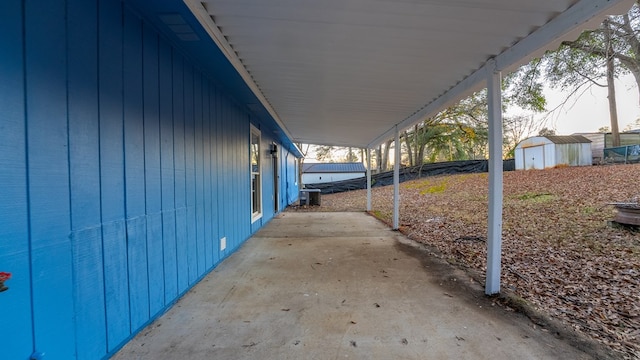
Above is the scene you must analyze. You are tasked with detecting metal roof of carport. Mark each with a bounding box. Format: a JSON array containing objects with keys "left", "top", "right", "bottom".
[
  {"left": 177, "top": 0, "right": 633, "bottom": 149},
  {"left": 123, "top": 0, "right": 633, "bottom": 296}
]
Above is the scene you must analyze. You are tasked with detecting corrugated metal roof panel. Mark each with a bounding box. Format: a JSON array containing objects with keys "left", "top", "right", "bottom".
[
  {"left": 545, "top": 135, "right": 592, "bottom": 144},
  {"left": 186, "top": 0, "right": 632, "bottom": 148},
  {"left": 303, "top": 162, "right": 366, "bottom": 173}
]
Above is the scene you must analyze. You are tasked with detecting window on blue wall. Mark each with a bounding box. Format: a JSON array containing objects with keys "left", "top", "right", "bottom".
[{"left": 250, "top": 125, "right": 262, "bottom": 222}]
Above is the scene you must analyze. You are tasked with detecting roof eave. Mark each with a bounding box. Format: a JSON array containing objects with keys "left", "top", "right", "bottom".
[{"left": 366, "top": 0, "right": 634, "bottom": 149}]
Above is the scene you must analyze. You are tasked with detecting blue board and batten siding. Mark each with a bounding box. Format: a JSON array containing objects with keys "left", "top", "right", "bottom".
[
  {"left": 0, "top": 1, "right": 299, "bottom": 359},
  {"left": 0, "top": 1, "right": 34, "bottom": 358}
]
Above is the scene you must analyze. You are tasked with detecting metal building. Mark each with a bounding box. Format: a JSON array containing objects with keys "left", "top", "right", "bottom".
[
  {"left": 515, "top": 135, "right": 593, "bottom": 170},
  {"left": 302, "top": 162, "right": 367, "bottom": 185}
]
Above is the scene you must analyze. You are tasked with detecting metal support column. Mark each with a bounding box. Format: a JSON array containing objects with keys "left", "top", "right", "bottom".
[
  {"left": 366, "top": 148, "right": 372, "bottom": 212},
  {"left": 486, "top": 60, "right": 503, "bottom": 295},
  {"left": 393, "top": 126, "right": 400, "bottom": 230}
]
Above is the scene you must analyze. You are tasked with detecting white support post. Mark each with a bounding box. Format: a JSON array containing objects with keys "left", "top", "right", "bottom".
[
  {"left": 393, "top": 126, "right": 400, "bottom": 230},
  {"left": 366, "top": 148, "right": 372, "bottom": 212},
  {"left": 486, "top": 60, "right": 503, "bottom": 295}
]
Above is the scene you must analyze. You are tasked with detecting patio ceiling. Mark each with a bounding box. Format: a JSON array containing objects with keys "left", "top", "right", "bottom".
[{"left": 182, "top": 0, "right": 632, "bottom": 148}]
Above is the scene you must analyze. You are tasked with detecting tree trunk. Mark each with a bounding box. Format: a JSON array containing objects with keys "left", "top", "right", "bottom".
[
  {"left": 403, "top": 131, "right": 414, "bottom": 167},
  {"left": 381, "top": 139, "right": 393, "bottom": 171},
  {"left": 604, "top": 19, "right": 621, "bottom": 147},
  {"left": 606, "top": 69, "right": 620, "bottom": 147},
  {"left": 413, "top": 124, "right": 419, "bottom": 166},
  {"left": 376, "top": 146, "right": 382, "bottom": 172},
  {"left": 346, "top": 147, "right": 355, "bottom": 162},
  {"left": 417, "top": 143, "right": 426, "bottom": 166}
]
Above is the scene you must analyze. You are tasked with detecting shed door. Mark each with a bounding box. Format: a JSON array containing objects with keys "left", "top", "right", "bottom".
[{"left": 524, "top": 146, "right": 544, "bottom": 170}]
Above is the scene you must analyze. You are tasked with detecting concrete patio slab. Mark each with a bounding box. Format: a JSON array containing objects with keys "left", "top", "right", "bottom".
[{"left": 113, "top": 212, "right": 594, "bottom": 360}]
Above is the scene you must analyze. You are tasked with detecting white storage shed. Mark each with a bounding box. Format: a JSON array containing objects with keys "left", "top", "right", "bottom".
[{"left": 515, "top": 135, "right": 592, "bottom": 170}]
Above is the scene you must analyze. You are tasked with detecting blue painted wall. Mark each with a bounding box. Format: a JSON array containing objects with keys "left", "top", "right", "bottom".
[{"left": 0, "top": 1, "right": 299, "bottom": 359}]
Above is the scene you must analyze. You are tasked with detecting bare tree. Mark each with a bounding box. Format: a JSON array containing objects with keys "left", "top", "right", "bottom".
[
  {"left": 623, "top": 118, "right": 640, "bottom": 131},
  {"left": 344, "top": 147, "right": 358, "bottom": 162},
  {"left": 538, "top": 127, "right": 556, "bottom": 136},
  {"left": 503, "top": 114, "right": 541, "bottom": 157},
  {"left": 314, "top": 145, "right": 335, "bottom": 162}
]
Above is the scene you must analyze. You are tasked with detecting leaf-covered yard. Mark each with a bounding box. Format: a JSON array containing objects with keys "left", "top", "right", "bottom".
[{"left": 292, "top": 164, "right": 640, "bottom": 359}]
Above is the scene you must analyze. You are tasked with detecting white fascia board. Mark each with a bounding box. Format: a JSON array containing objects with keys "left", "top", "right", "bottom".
[
  {"left": 367, "top": 0, "right": 634, "bottom": 149},
  {"left": 293, "top": 137, "right": 378, "bottom": 148},
  {"left": 183, "top": 0, "right": 299, "bottom": 151}
]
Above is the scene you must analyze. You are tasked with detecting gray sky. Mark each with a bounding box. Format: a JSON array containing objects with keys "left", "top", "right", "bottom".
[{"left": 541, "top": 73, "right": 639, "bottom": 134}]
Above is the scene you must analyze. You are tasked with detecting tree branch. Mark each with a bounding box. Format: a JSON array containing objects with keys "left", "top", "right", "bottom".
[
  {"left": 620, "top": 13, "right": 640, "bottom": 56},
  {"left": 561, "top": 40, "right": 638, "bottom": 72}
]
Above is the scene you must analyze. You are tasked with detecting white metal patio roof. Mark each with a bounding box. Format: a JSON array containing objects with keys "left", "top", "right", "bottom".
[{"left": 184, "top": 0, "right": 632, "bottom": 148}]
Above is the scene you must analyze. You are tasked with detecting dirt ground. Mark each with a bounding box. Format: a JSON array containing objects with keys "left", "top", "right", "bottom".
[{"left": 289, "top": 163, "right": 640, "bottom": 359}]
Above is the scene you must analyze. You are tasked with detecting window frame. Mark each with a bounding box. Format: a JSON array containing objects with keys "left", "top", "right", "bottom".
[{"left": 250, "top": 124, "right": 262, "bottom": 223}]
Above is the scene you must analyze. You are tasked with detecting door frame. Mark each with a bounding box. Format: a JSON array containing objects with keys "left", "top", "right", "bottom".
[{"left": 272, "top": 143, "right": 279, "bottom": 213}]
